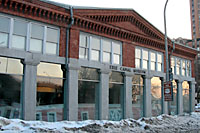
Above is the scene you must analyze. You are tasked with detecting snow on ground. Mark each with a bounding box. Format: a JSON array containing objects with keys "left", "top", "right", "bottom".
[{"left": 0, "top": 112, "right": 200, "bottom": 133}]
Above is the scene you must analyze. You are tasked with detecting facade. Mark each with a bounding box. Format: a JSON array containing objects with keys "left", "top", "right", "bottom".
[
  {"left": 0, "top": 0, "right": 197, "bottom": 122},
  {"left": 190, "top": 0, "right": 200, "bottom": 102}
]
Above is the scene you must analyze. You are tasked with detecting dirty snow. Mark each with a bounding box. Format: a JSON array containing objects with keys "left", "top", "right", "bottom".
[{"left": 0, "top": 112, "right": 200, "bottom": 133}]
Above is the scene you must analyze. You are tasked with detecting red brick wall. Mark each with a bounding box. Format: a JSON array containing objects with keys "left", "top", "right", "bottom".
[
  {"left": 59, "top": 27, "right": 66, "bottom": 57},
  {"left": 122, "top": 42, "right": 135, "bottom": 68},
  {"left": 68, "top": 28, "right": 80, "bottom": 59}
]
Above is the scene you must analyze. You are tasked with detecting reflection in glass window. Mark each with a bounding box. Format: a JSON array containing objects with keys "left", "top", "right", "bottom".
[
  {"left": 151, "top": 53, "right": 156, "bottom": 70},
  {"left": 109, "top": 72, "right": 123, "bottom": 121},
  {"left": 91, "top": 37, "right": 100, "bottom": 61},
  {"left": 182, "top": 60, "right": 186, "bottom": 76},
  {"left": 135, "top": 48, "right": 141, "bottom": 68},
  {"left": 142, "top": 50, "right": 148, "bottom": 69},
  {"left": 157, "top": 54, "right": 162, "bottom": 71},
  {"left": 0, "top": 16, "right": 10, "bottom": 47},
  {"left": 132, "top": 75, "right": 143, "bottom": 119},
  {"left": 176, "top": 59, "right": 181, "bottom": 75},
  {"left": 30, "top": 24, "right": 44, "bottom": 53},
  {"left": 151, "top": 77, "right": 162, "bottom": 117},
  {"left": 79, "top": 34, "right": 89, "bottom": 59},
  {"left": 78, "top": 67, "right": 99, "bottom": 120},
  {"left": 0, "top": 57, "right": 23, "bottom": 119},
  {"left": 187, "top": 61, "right": 191, "bottom": 77},
  {"left": 46, "top": 28, "right": 58, "bottom": 55},
  {"left": 170, "top": 80, "right": 177, "bottom": 115},
  {"left": 12, "top": 19, "right": 27, "bottom": 50},
  {"left": 113, "top": 42, "right": 121, "bottom": 65},
  {"left": 171, "top": 57, "right": 175, "bottom": 74},
  {"left": 102, "top": 39, "right": 111, "bottom": 63},
  {"left": 182, "top": 81, "right": 190, "bottom": 113},
  {"left": 36, "top": 62, "right": 63, "bottom": 122}
]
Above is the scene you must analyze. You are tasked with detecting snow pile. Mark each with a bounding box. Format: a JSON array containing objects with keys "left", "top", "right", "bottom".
[{"left": 0, "top": 113, "right": 200, "bottom": 132}]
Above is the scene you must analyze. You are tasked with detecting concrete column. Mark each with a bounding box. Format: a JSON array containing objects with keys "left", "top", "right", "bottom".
[
  {"left": 21, "top": 56, "right": 40, "bottom": 120},
  {"left": 190, "top": 80, "right": 196, "bottom": 112},
  {"left": 123, "top": 72, "right": 133, "bottom": 119},
  {"left": 64, "top": 61, "right": 80, "bottom": 121},
  {"left": 143, "top": 75, "right": 152, "bottom": 117},
  {"left": 99, "top": 68, "right": 110, "bottom": 120},
  {"left": 177, "top": 80, "right": 183, "bottom": 114}
]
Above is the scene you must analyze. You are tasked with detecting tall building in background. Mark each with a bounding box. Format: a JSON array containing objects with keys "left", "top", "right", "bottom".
[{"left": 190, "top": 0, "right": 200, "bottom": 103}]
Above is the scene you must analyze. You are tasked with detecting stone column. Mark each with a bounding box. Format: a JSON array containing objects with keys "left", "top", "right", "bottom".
[
  {"left": 143, "top": 75, "right": 152, "bottom": 117},
  {"left": 177, "top": 80, "right": 183, "bottom": 114},
  {"left": 98, "top": 68, "right": 110, "bottom": 120},
  {"left": 190, "top": 80, "right": 196, "bottom": 112},
  {"left": 21, "top": 56, "right": 40, "bottom": 120},
  {"left": 63, "top": 60, "right": 80, "bottom": 121},
  {"left": 123, "top": 72, "right": 133, "bottom": 119}
]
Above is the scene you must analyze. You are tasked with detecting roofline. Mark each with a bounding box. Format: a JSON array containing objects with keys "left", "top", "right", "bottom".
[{"left": 174, "top": 41, "right": 199, "bottom": 52}]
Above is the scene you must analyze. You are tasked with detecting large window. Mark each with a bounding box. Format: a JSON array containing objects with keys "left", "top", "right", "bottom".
[
  {"left": 132, "top": 75, "right": 144, "bottom": 119},
  {"left": 182, "top": 81, "right": 190, "bottom": 113},
  {"left": 109, "top": 72, "right": 124, "bottom": 121},
  {"left": 36, "top": 62, "right": 63, "bottom": 122},
  {"left": 151, "top": 77, "right": 162, "bottom": 116},
  {"left": 171, "top": 56, "right": 191, "bottom": 76},
  {"left": 170, "top": 80, "right": 177, "bottom": 115},
  {"left": 78, "top": 67, "right": 99, "bottom": 120},
  {"left": 0, "top": 57, "right": 23, "bottom": 119},
  {"left": 0, "top": 15, "right": 60, "bottom": 55},
  {"left": 79, "top": 33, "right": 122, "bottom": 65},
  {"left": 135, "top": 47, "right": 163, "bottom": 72}
]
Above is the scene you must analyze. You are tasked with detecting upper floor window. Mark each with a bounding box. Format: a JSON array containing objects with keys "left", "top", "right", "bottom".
[
  {"left": 0, "top": 15, "right": 60, "bottom": 55},
  {"left": 171, "top": 56, "right": 191, "bottom": 77},
  {"left": 135, "top": 47, "right": 163, "bottom": 72},
  {"left": 79, "top": 32, "right": 122, "bottom": 65}
]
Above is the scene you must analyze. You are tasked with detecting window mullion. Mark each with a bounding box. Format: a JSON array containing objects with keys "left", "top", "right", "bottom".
[
  {"left": 57, "top": 29, "right": 60, "bottom": 56},
  {"left": 8, "top": 18, "right": 14, "bottom": 49},
  {"left": 141, "top": 49, "right": 143, "bottom": 69},
  {"left": 111, "top": 41, "right": 113, "bottom": 64},
  {"left": 88, "top": 36, "right": 91, "bottom": 60},
  {"left": 43, "top": 26, "right": 47, "bottom": 54},
  {"left": 100, "top": 38, "right": 103, "bottom": 62}
]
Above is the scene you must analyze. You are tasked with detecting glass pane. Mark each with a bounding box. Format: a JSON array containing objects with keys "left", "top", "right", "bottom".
[
  {"left": 157, "top": 63, "right": 162, "bottom": 71},
  {"left": 80, "top": 34, "right": 88, "bottom": 47},
  {"left": 0, "top": 32, "right": 8, "bottom": 47},
  {"left": 182, "top": 81, "right": 190, "bottom": 113},
  {"left": 143, "top": 60, "right": 148, "bottom": 69},
  {"left": 12, "top": 35, "right": 25, "bottom": 50},
  {"left": 78, "top": 67, "right": 99, "bottom": 80},
  {"left": 151, "top": 53, "right": 155, "bottom": 61},
  {"left": 113, "top": 42, "right": 121, "bottom": 54},
  {"left": 187, "top": 61, "right": 191, "bottom": 76},
  {"left": 151, "top": 62, "right": 155, "bottom": 70},
  {"left": 0, "top": 57, "right": 23, "bottom": 74},
  {"left": 0, "top": 16, "right": 10, "bottom": 33},
  {"left": 176, "top": 59, "right": 181, "bottom": 75},
  {"left": 13, "top": 19, "right": 27, "bottom": 36},
  {"left": 132, "top": 85, "right": 143, "bottom": 119},
  {"left": 102, "top": 39, "right": 111, "bottom": 52},
  {"left": 37, "top": 62, "right": 63, "bottom": 78},
  {"left": 151, "top": 77, "right": 162, "bottom": 117},
  {"left": 109, "top": 83, "right": 123, "bottom": 121},
  {"left": 78, "top": 81, "right": 97, "bottom": 120},
  {"left": 31, "top": 24, "right": 44, "bottom": 39},
  {"left": 170, "top": 80, "right": 177, "bottom": 115},
  {"left": 46, "top": 28, "right": 58, "bottom": 43},
  {"left": 46, "top": 42, "right": 57, "bottom": 55},
  {"left": 157, "top": 54, "right": 162, "bottom": 63},
  {"left": 91, "top": 50, "right": 99, "bottom": 61},
  {"left": 109, "top": 72, "right": 123, "bottom": 83},
  {"left": 0, "top": 74, "right": 22, "bottom": 119},
  {"left": 142, "top": 50, "right": 148, "bottom": 60},
  {"left": 113, "top": 54, "right": 120, "bottom": 65},
  {"left": 79, "top": 48, "right": 88, "bottom": 59},
  {"left": 30, "top": 38, "right": 42, "bottom": 53},
  {"left": 132, "top": 75, "right": 143, "bottom": 85},
  {"left": 171, "top": 57, "right": 175, "bottom": 74},
  {"left": 135, "top": 59, "right": 140, "bottom": 68},
  {"left": 135, "top": 48, "right": 141, "bottom": 58},
  {"left": 182, "top": 60, "right": 186, "bottom": 76},
  {"left": 36, "top": 77, "right": 63, "bottom": 121},
  {"left": 103, "top": 52, "right": 111, "bottom": 63},
  {"left": 91, "top": 37, "right": 100, "bottom": 50}
]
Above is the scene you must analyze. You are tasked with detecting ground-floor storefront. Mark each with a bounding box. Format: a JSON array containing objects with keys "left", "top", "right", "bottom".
[{"left": 0, "top": 50, "right": 196, "bottom": 121}]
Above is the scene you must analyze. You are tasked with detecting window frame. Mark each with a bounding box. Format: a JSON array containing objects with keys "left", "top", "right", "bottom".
[{"left": 79, "top": 32, "right": 122, "bottom": 65}]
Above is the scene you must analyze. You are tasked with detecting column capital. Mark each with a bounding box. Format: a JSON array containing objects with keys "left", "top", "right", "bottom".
[
  {"left": 21, "top": 57, "right": 40, "bottom": 66},
  {"left": 123, "top": 72, "right": 134, "bottom": 77},
  {"left": 143, "top": 75, "right": 152, "bottom": 79},
  {"left": 99, "top": 68, "right": 111, "bottom": 74}
]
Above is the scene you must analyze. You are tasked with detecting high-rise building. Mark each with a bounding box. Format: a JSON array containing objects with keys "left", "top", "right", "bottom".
[{"left": 190, "top": 0, "right": 200, "bottom": 102}]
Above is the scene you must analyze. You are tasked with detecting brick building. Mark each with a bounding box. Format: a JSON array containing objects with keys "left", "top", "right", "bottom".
[{"left": 0, "top": 0, "right": 198, "bottom": 121}]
